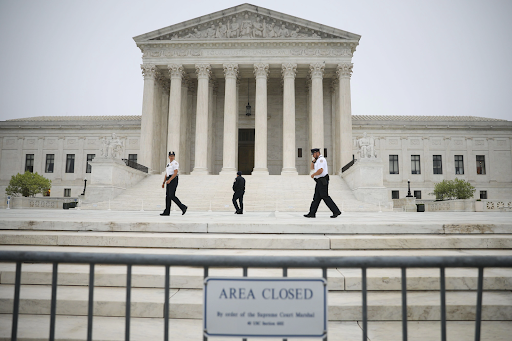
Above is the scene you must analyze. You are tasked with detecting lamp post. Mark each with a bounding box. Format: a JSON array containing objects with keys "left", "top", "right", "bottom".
[
  {"left": 406, "top": 179, "right": 413, "bottom": 197},
  {"left": 82, "top": 178, "right": 87, "bottom": 196}
]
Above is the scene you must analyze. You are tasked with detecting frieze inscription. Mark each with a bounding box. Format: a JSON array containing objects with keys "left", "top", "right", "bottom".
[{"left": 143, "top": 48, "right": 352, "bottom": 58}]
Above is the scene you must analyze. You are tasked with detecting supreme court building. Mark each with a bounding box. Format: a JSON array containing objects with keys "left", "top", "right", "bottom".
[{"left": 1, "top": 4, "right": 511, "bottom": 202}]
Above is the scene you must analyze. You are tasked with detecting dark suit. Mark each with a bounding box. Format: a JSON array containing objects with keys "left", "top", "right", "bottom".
[
  {"left": 163, "top": 176, "right": 186, "bottom": 214},
  {"left": 232, "top": 176, "right": 245, "bottom": 213}
]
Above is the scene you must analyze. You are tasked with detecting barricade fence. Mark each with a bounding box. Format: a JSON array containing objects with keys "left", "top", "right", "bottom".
[{"left": 1, "top": 251, "right": 511, "bottom": 341}]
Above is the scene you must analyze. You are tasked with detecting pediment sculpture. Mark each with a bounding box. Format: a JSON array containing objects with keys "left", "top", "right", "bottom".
[
  {"left": 151, "top": 12, "right": 339, "bottom": 41},
  {"left": 357, "top": 133, "right": 377, "bottom": 159}
]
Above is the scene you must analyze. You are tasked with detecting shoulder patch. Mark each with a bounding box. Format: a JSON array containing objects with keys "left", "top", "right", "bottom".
[{"left": 319, "top": 159, "right": 324, "bottom": 163}]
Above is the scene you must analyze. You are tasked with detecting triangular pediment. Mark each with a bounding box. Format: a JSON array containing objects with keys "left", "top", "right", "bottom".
[{"left": 133, "top": 3, "right": 360, "bottom": 42}]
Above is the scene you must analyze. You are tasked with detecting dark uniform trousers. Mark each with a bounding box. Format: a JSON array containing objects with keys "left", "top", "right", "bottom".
[
  {"left": 308, "top": 175, "right": 341, "bottom": 216},
  {"left": 233, "top": 191, "right": 244, "bottom": 212},
  {"left": 163, "top": 176, "right": 186, "bottom": 214}
]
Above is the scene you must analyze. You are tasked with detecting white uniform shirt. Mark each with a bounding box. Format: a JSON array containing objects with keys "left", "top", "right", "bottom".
[
  {"left": 166, "top": 160, "right": 179, "bottom": 177},
  {"left": 313, "top": 155, "right": 328, "bottom": 179}
]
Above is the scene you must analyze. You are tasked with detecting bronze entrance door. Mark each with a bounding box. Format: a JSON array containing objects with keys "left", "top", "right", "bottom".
[{"left": 238, "top": 129, "right": 254, "bottom": 175}]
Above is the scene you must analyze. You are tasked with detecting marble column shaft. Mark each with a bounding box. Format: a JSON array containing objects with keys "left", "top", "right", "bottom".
[
  {"left": 179, "top": 77, "right": 189, "bottom": 174},
  {"left": 281, "top": 63, "right": 298, "bottom": 175},
  {"left": 310, "top": 63, "right": 325, "bottom": 153},
  {"left": 192, "top": 64, "right": 211, "bottom": 174},
  {"left": 139, "top": 64, "right": 157, "bottom": 172},
  {"left": 253, "top": 63, "right": 269, "bottom": 175},
  {"left": 221, "top": 64, "right": 239, "bottom": 174},
  {"left": 337, "top": 62, "right": 353, "bottom": 170},
  {"left": 168, "top": 64, "right": 184, "bottom": 160}
]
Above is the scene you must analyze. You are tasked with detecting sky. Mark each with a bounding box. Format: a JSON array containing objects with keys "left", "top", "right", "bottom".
[{"left": 0, "top": 0, "right": 511, "bottom": 121}]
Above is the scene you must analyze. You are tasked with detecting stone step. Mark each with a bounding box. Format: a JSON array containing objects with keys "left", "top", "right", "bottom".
[
  {"left": 82, "top": 174, "right": 390, "bottom": 212},
  {"left": 1, "top": 264, "right": 511, "bottom": 291},
  {"left": 2, "top": 210, "right": 511, "bottom": 235},
  {"left": 2, "top": 231, "right": 512, "bottom": 250},
  {"left": 1, "top": 285, "right": 511, "bottom": 321},
  {"left": 3, "top": 315, "right": 510, "bottom": 341}
]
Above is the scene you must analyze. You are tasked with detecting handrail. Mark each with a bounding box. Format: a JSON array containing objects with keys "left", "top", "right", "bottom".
[
  {"left": 121, "top": 159, "right": 148, "bottom": 173},
  {"left": 341, "top": 158, "right": 356, "bottom": 173}
]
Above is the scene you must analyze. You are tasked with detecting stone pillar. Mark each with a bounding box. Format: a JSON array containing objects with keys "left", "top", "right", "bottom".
[
  {"left": 56, "top": 136, "right": 64, "bottom": 180},
  {"left": 444, "top": 137, "right": 452, "bottom": 178},
  {"left": 310, "top": 63, "right": 325, "bottom": 153},
  {"left": 160, "top": 79, "right": 170, "bottom": 171},
  {"left": 220, "top": 63, "right": 239, "bottom": 175},
  {"left": 337, "top": 62, "right": 353, "bottom": 170},
  {"left": 36, "top": 137, "right": 45, "bottom": 174},
  {"left": 306, "top": 76, "right": 312, "bottom": 170},
  {"left": 139, "top": 64, "right": 158, "bottom": 172},
  {"left": 423, "top": 137, "right": 430, "bottom": 184},
  {"left": 235, "top": 78, "right": 240, "bottom": 168},
  {"left": 153, "top": 74, "right": 163, "bottom": 172},
  {"left": 192, "top": 64, "right": 211, "bottom": 175},
  {"left": 77, "top": 136, "right": 85, "bottom": 179},
  {"left": 179, "top": 76, "right": 189, "bottom": 174},
  {"left": 207, "top": 77, "right": 216, "bottom": 174},
  {"left": 488, "top": 138, "right": 496, "bottom": 182},
  {"left": 281, "top": 63, "right": 298, "bottom": 175},
  {"left": 252, "top": 63, "right": 269, "bottom": 175},
  {"left": 331, "top": 79, "right": 340, "bottom": 173},
  {"left": 167, "top": 64, "right": 184, "bottom": 160}
]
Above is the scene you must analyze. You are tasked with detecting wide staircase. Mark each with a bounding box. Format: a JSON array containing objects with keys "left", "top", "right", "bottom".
[
  {"left": 0, "top": 212, "right": 511, "bottom": 340},
  {"left": 81, "top": 174, "right": 391, "bottom": 212}
]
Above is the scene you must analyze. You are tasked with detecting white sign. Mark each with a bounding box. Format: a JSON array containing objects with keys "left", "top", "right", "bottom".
[{"left": 203, "top": 277, "right": 327, "bottom": 338}]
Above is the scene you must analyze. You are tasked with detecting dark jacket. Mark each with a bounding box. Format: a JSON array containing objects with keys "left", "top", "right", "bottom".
[{"left": 233, "top": 176, "right": 245, "bottom": 192}]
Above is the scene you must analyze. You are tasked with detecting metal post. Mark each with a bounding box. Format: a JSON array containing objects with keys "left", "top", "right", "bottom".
[
  {"left": 323, "top": 268, "right": 327, "bottom": 341},
  {"left": 204, "top": 266, "right": 208, "bottom": 341},
  {"left": 401, "top": 267, "right": 408, "bottom": 341},
  {"left": 475, "top": 267, "right": 484, "bottom": 341},
  {"left": 362, "top": 268, "right": 367, "bottom": 341},
  {"left": 125, "top": 264, "right": 132, "bottom": 341},
  {"left": 440, "top": 267, "right": 446, "bottom": 341},
  {"left": 164, "top": 265, "right": 170, "bottom": 341},
  {"left": 11, "top": 261, "right": 22, "bottom": 341},
  {"left": 49, "top": 262, "right": 58, "bottom": 341},
  {"left": 87, "top": 263, "right": 95, "bottom": 341}
]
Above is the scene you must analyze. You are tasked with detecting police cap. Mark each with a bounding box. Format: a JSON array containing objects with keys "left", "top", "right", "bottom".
[
  {"left": 168, "top": 151, "right": 175, "bottom": 156},
  {"left": 237, "top": 171, "right": 242, "bottom": 176},
  {"left": 311, "top": 148, "right": 320, "bottom": 154}
]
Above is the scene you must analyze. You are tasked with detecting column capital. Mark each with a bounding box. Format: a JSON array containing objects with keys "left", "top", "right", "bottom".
[
  {"left": 254, "top": 63, "right": 269, "bottom": 79},
  {"left": 309, "top": 62, "right": 325, "bottom": 79},
  {"left": 336, "top": 62, "right": 353, "bottom": 79},
  {"left": 281, "top": 63, "right": 297, "bottom": 79},
  {"left": 141, "top": 64, "right": 157, "bottom": 79},
  {"left": 195, "top": 64, "right": 211, "bottom": 80},
  {"left": 223, "top": 63, "right": 239, "bottom": 79},
  {"left": 168, "top": 64, "right": 185, "bottom": 80}
]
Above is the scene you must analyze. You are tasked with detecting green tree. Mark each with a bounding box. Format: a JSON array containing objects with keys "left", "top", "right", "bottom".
[
  {"left": 5, "top": 171, "right": 52, "bottom": 197},
  {"left": 431, "top": 178, "right": 475, "bottom": 200}
]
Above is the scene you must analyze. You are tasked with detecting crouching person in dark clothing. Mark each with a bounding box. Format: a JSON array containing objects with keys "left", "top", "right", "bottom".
[{"left": 232, "top": 171, "right": 245, "bottom": 214}]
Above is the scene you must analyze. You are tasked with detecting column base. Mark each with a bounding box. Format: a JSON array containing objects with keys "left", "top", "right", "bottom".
[
  {"left": 219, "top": 168, "right": 237, "bottom": 176},
  {"left": 191, "top": 167, "right": 210, "bottom": 175},
  {"left": 280, "top": 168, "right": 298, "bottom": 176},
  {"left": 251, "top": 168, "right": 269, "bottom": 176}
]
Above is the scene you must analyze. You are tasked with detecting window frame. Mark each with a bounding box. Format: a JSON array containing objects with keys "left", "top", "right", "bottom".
[
  {"left": 476, "top": 155, "right": 486, "bottom": 175},
  {"left": 389, "top": 155, "right": 399, "bottom": 174},
  {"left": 65, "top": 154, "right": 75, "bottom": 173},
  {"left": 86, "top": 154, "right": 95, "bottom": 173},
  {"left": 455, "top": 155, "right": 464, "bottom": 175},
  {"left": 411, "top": 155, "right": 421, "bottom": 175},
  {"left": 25, "top": 154, "right": 34, "bottom": 173},
  {"left": 391, "top": 190, "right": 399, "bottom": 199},
  {"left": 433, "top": 155, "right": 442, "bottom": 174},
  {"left": 45, "top": 154, "right": 55, "bottom": 173}
]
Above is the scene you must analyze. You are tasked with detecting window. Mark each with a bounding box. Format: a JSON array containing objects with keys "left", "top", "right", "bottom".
[
  {"left": 414, "top": 190, "right": 422, "bottom": 199},
  {"left": 297, "top": 149, "right": 302, "bottom": 158},
  {"left": 25, "top": 154, "right": 34, "bottom": 173},
  {"left": 455, "top": 155, "right": 464, "bottom": 175},
  {"left": 86, "top": 154, "right": 95, "bottom": 173},
  {"left": 64, "top": 189, "right": 71, "bottom": 197},
  {"left": 433, "top": 155, "right": 442, "bottom": 174},
  {"left": 128, "top": 154, "right": 138, "bottom": 163},
  {"left": 389, "top": 155, "right": 399, "bottom": 174},
  {"left": 391, "top": 190, "right": 399, "bottom": 199},
  {"left": 480, "top": 191, "right": 487, "bottom": 199},
  {"left": 66, "top": 154, "right": 75, "bottom": 173},
  {"left": 323, "top": 148, "right": 328, "bottom": 158},
  {"left": 411, "top": 155, "right": 421, "bottom": 174},
  {"left": 476, "top": 155, "right": 486, "bottom": 175},
  {"left": 45, "top": 154, "right": 54, "bottom": 173}
]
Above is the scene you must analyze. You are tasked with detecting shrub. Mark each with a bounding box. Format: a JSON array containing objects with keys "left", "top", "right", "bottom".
[
  {"left": 431, "top": 178, "right": 475, "bottom": 200},
  {"left": 5, "top": 171, "right": 52, "bottom": 197}
]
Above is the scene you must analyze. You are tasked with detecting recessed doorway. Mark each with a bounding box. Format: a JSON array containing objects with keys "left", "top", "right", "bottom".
[{"left": 238, "top": 129, "right": 254, "bottom": 175}]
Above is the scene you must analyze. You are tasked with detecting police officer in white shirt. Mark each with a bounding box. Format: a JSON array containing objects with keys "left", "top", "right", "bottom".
[
  {"left": 304, "top": 148, "right": 341, "bottom": 218},
  {"left": 160, "top": 151, "right": 187, "bottom": 216}
]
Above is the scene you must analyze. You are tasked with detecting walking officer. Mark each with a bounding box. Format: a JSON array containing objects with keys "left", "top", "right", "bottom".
[
  {"left": 304, "top": 148, "right": 341, "bottom": 218},
  {"left": 160, "top": 151, "right": 187, "bottom": 216},
  {"left": 232, "top": 171, "right": 245, "bottom": 214}
]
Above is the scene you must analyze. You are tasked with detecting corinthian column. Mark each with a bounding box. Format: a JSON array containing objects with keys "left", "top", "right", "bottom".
[
  {"left": 140, "top": 64, "right": 158, "bottom": 172},
  {"left": 337, "top": 62, "right": 353, "bottom": 170},
  {"left": 167, "top": 64, "right": 184, "bottom": 160},
  {"left": 281, "top": 63, "right": 298, "bottom": 175},
  {"left": 191, "top": 64, "right": 211, "bottom": 175},
  {"left": 220, "top": 63, "right": 239, "bottom": 175},
  {"left": 252, "top": 63, "right": 269, "bottom": 175},
  {"left": 310, "top": 63, "right": 325, "bottom": 153}
]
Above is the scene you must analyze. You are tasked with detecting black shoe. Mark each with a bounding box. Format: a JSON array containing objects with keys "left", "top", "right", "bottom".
[
  {"left": 236, "top": 210, "right": 243, "bottom": 214},
  {"left": 303, "top": 214, "right": 316, "bottom": 218},
  {"left": 160, "top": 213, "right": 169, "bottom": 216},
  {"left": 182, "top": 206, "right": 187, "bottom": 215},
  {"left": 330, "top": 212, "right": 341, "bottom": 218}
]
